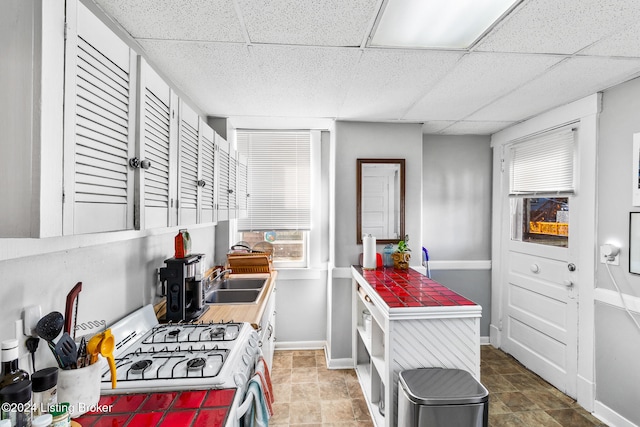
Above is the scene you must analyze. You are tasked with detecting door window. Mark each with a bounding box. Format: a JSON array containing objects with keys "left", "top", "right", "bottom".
[{"left": 512, "top": 197, "right": 569, "bottom": 247}]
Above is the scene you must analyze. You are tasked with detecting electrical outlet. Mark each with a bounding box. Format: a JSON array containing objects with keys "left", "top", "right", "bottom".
[
  {"left": 23, "top": 304, "right": 41, "bottom": 337},
  {"left": 600, "top": 244, "right": 620, "bottom": 265}
]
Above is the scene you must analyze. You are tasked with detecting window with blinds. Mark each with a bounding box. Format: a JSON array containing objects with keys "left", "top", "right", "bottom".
[
  {"left": 509, "top": 128, "right": 576, "bottom": 196},
  {"left": 237, "top": 131, "right": 311, "bottom": 231}
]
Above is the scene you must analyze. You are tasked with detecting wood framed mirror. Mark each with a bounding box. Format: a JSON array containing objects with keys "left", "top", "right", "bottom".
[{"left": 357, "top": 158, "right": 405, "bottom": 244}]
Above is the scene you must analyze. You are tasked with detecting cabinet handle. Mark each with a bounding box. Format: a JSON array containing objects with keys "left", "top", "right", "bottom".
[
  {"left": 129, "top": 157, "right": 152, "bottom": 170},
  {"left": 197, "top": 180, "right": 207, "bottom": 188}
]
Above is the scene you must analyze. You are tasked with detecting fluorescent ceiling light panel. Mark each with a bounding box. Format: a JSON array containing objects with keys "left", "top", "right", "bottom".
[{"left": 371, "top": 0, "right": 518, "bottom": 49}]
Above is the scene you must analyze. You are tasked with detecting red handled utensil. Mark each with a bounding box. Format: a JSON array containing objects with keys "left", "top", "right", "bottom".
[{"left": 64, "top": 282, "right": 82, "bottom": 339}]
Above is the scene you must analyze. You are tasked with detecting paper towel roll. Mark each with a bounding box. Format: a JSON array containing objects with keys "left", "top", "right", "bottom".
[{"left": 363, "top": 234, "right": 377, "bottom": 270}]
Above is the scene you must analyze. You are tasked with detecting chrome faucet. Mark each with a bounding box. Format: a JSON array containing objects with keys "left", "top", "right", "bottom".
[{"left": 211, "top": 268, "right": 232, "bottom": 283}]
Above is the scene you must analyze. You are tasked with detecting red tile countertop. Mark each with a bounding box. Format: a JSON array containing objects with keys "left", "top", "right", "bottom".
[
  {"left": 355, "top": 267, "right": 477, "bottom": 308},
  {"left": 73, "top": 389, "right": 236, "bottom": 427}
]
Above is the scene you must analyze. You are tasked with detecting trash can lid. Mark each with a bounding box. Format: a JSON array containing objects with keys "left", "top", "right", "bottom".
[{"left": 399, "top": 368, "right": 488, "bottom": 405}]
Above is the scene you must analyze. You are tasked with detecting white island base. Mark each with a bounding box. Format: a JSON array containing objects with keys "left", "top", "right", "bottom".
[{"left": 351, "top": 266, "right": 482, "bottom": 427}]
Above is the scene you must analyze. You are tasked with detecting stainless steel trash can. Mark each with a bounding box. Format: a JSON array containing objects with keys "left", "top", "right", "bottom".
[{"left": 398, "top": 368, "right": 488, "bottom": 427}]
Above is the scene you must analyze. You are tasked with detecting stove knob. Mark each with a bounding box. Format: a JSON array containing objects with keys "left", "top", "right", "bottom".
[
  {"left": 248, "top": 337, "right": 258, "bottom": 348},
  {"left": 242, "top": 354, "right": 250, "bottom": 365},
  {"left": 234, "top": 372, "right": 247, "bottom": 387}
]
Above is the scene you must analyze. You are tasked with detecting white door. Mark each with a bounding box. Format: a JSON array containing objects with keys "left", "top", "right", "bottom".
[
  {"left": 500, "top": 131, "right": 579, "bottom": 398},
  {"left": 361, "top": 166, "right": 397, "bottom": 239}
]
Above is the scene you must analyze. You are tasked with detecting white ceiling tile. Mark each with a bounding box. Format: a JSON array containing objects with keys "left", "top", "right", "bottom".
[
  {"left": 237, "top": 0, "right": 379, "bottom": 46},
  {"left": 475, "top": 0, "right": 640, "bottom": 54},
  {"left": 94, "top": 0, "right": 244, "bottom": 42},
  {"left": 579, "top": 25, "right": 640, "bottom": 58},
  {"left": 248, "top": 45, "right": 362, "bottom": 117},
  {"left": 468, "top": 56, "right": 640, "bottom": 122},
  {"left": 340, "top": 49, "right": 463, "bottom": 120},
  {"left": 439, "top": 121, "right": 515, "bottom": 135},
  {"left": 404, "top": 52, "right": 563, "bottom": 121},
  {"left": 422, "top": 121, "right": 455, "bottom": 134},
  {"left": 138, "top": 40, "right": 262, "bottom": 116}
]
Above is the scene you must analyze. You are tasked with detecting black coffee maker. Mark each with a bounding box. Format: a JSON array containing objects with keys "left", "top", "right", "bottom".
[{"left": 159, "top": 254, "right": 209, "bottom": 322}]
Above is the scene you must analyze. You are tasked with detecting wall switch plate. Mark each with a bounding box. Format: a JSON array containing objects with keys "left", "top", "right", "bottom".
[
  {"left": 23, "top": 304, "right": 41, "bottom": 337},
  {"left": 600, "top": 245, "right": 620, "bottom": 265}
]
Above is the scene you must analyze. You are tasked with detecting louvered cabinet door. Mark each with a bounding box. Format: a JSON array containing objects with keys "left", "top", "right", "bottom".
[
  {"left": 177, "top": 100, "right": 200, "bottom": 225},
  {"left": 199, "top": 120, "right": 216, "bottom": 224},
  {"left": 63, "top": 1, "right": 135, "bottom": 234},
  {"left": 237, "top": 153, "right": 248, "bottom": 219},
  {"left": 216, "top": 135, "right": 231, "bottom": 222},
  {"left": 228, "top": 147, "right": 238, "bottom": 220},
  {"left": 137, "top": 58, "right": 174, "bottom": 229}
]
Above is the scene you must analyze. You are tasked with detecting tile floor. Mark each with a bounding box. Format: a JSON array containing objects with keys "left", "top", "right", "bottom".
[{"left": 269, "top": 346, "right": 608, "bottom": 426}]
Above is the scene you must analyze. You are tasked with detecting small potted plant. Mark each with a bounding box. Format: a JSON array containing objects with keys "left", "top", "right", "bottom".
[{"left": 392, "top": 235, "right": 411, "bottom": 269}]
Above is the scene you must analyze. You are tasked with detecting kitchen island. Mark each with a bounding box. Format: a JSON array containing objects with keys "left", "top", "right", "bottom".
[{"left": 351, "top": 266, "right": 482, "bottom": 427}]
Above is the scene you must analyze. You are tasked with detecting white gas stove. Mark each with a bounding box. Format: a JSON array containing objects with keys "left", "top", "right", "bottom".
[{"left": 101, "top": 304, "right": 260, "bottom": 395}]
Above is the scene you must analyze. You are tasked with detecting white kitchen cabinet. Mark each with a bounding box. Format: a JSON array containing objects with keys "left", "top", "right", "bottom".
[
  {"left": 177, "top": 100, "right": 200, "bottom": 226},
  {"left": 352, "top": 267, "right": 482, "bottom": 427},
  {"left": 63, "top": 0, "right": 137, "bottom": 235},
  {"left": 199, "top": 119, "right": 218, "bottom": 224},
  {"left": 135, "top": 58, "right": 179, "bottom": 229},
  {"left": 0, "top": 0, "right": 65, "bottom": 237},
  {"left": 236, "top": 153, "right": 249, "bottom": 219},
  {"left": 258, "top": 283, "right": 277, "bottom": 370},
  {"left": 216, "top": 134, "right": 237, "bottom": 221}
]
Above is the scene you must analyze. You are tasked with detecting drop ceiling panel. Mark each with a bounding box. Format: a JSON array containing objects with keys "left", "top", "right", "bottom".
[
  {"left": 404, "top": 52, "right": 563, "bottom": 121},
  {"left": 138, "top": 40, "right": 263, "bottom": 116},
  {"left": 94, "top": 0, "right": 244, "bottom": 42},
  {"left": 339, "top": 49, "right": 463, "bottom": 120},
  {"left": 422, "top": 121, "right": 455, "bottom": 134},
  {"left": 475, "top": 0, "right": 640, "bottom": 54},
  {"left": 439, "top": 121, "right": 515, "bottom": 135},
  {"left": 468, "top": 56, "right": 640, "bottom": 122},
  {"left": 248, "top": 45, "right": 362, "bottom": 117},
  {"left": 579, "top": 25, "right": 640, "bottom": 58},
  {"left": 237, "top": 0, "right": 379, "bottom": 46}
]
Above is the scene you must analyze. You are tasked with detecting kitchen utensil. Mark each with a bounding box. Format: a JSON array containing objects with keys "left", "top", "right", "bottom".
[
  {"left": 76, "top": 337, "right": 87, "bottom": 368},
  {"left": 35, "top": 312, "right": 64, "bottom": 343},
  {"left": 98, "top": 329, "right": 117, "bottom": 389},
  {"left": 55, "top": 332, "right": 78, "bottom": 369},
  {"left": 422, "top": 247, "right": 431, "bottom": 278},
  {"left": 86, "top": 332, "right": 104, "bottom": 365},
  {"left": 64, "top": 282, "right": 82, "bottom": 339}
]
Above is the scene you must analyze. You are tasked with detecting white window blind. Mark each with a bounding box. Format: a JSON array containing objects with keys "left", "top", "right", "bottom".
[
  {"left": 237, "top": 131, "right": 311, "bottom": 231},
  {"left": 509, "top": 128, "right": 576, "bottom": 196}
]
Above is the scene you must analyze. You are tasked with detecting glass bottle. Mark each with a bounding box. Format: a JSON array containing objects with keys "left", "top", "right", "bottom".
[{"left": 0, "top": 339, "right": 29, "bottom": 390}]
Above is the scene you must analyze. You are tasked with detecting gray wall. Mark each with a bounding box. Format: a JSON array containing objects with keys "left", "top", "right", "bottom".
[
  {"left": 595, "top": 76, "right": 640, "bottom": 425},
  {"left": 422, "top": 135, "right": 493, "bottom": 336},
  {"left": 331, "top": 121, "right": 423, "bottom": 359},
  {"left": 0, "top": 226, "right": 215, "bottom": 369}
]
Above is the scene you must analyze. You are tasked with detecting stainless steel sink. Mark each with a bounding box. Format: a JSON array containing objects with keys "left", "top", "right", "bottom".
[
  {"left": 215, "top": 278, "right": 267, "bottom": 290},
  {"left": 205, "top": 289, "right": 261, "bottom": 304}
]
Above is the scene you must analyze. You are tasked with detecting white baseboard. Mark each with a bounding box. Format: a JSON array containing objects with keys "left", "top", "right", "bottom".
[
  {"left": 274, "top": 340, "right": 326, "bottom": 350},
  {"left": 326, "top": 356, "right": 354, "bottom": 369},
  {"left": 577, "top": 374, "right": 595, "bottom": 412},
  {"left": 594, "top": 400, "right": 639, "bottom": 427},
  {"left": 480, "top": 336, "right": 490, "bottom": 345},
  {"left": 490, "top": 324, "right": 501, "bottom": 348}
]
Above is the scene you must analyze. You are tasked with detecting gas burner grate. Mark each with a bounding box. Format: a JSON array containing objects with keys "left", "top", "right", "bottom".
[
  {"left": 142, "top": 323, "right": 243, "bottom": 344},
  {"left": 108, "top": 348, "right": 230, "bottom": 382}
]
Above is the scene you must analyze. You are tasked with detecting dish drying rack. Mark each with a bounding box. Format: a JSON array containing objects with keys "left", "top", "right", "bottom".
[{"left": 227, "top": 242, "right": 273, "bottom": 274}]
